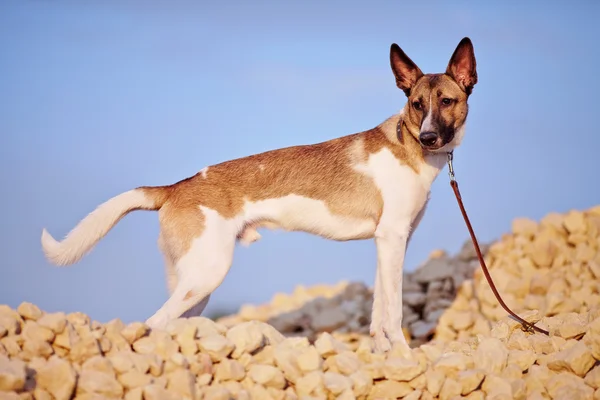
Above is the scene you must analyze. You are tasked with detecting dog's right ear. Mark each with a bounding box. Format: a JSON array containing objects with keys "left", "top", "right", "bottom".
[{"left": 390, "top": 43, "right": 424, "bottom": 97}]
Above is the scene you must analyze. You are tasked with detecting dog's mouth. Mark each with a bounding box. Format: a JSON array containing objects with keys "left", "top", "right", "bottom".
[{"left": 421, "top": 142, "right": 444, "bottom": 151}]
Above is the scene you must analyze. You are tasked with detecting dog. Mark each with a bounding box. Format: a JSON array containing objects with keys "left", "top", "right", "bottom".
[{"left": 41, "top": 37, "right": 477, "bottom": 355}]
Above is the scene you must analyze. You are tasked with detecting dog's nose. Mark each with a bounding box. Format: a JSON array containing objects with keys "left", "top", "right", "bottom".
[{"left": 419, "top": 132, "right": 439, "bottom": 147}]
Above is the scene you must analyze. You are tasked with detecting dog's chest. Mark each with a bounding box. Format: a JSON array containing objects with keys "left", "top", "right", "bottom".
[{"left": 355, "top": 148, "right": 442, "bottom": 220}]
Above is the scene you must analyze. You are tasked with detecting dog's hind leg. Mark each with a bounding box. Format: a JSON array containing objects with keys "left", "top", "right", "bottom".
[
  {"left": 146, "top": 207, "right": 238, "bottom": 330},
  {"left": 158, "top": 234, "right": 179, "bottom": 296},
  {"left": 159, "top": 238, "right": 211, "bottom": 318}
]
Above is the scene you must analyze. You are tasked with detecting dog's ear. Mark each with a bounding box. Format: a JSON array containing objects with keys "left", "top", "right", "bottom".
[
  {"left": 446, "top": 37, "right": 478, "bottom": 95},
  {"left": 390, "top": 43, "right": 424, "bottom": 97}
]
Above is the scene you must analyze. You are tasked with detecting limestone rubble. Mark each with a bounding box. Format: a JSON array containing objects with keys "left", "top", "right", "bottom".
[{"left": 0, "top": 205, "right": 599, "bottom": 399}]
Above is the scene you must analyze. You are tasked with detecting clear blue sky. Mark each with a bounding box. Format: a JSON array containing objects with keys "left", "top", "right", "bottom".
[{"left": 1, "top": 0, "right": 599, "bottom": 323}]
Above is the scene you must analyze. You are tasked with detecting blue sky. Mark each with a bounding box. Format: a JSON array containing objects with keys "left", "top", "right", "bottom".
[{"left": 1, "top": 0, "right": 599, "bottom": 323}]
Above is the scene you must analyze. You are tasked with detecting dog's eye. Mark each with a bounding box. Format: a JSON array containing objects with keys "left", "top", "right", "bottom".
[
  {"left": 441, "top": 98, "right": 453, "bottom": 106},
  {"left": 412, "top": 101, "right": 422, "bottom": 110}
]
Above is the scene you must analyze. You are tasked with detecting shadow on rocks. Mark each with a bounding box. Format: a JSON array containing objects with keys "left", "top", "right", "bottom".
[{"left": 264, "top": 239, "right": 490, "bottom": 348}]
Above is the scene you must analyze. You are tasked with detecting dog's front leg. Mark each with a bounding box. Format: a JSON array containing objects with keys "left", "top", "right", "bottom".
[
  {"left": 370, "top": 264, "right": 386, "bottom": 350},
  {"left": 371, "top": 224, "right": 412, "bottom": 357}
]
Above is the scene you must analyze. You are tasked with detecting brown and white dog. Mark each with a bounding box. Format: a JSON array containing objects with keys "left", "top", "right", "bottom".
[{"left": 41, "top": 37, "right": 477, "bottom": 355}]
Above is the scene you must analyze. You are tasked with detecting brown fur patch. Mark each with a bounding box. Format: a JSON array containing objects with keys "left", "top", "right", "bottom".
[{"left": 140, "top": 117, "right": 427, "bottom": 260}]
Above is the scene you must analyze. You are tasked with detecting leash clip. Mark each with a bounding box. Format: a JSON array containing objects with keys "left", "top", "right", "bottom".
[{"left": 446, "top": 151, "right": 456, "bottom": 181}]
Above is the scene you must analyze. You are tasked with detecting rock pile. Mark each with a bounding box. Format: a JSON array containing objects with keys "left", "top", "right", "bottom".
[
  {"left": 434, "top": 207, "right": 600, "bottom": 342},
  {"left": 1, "top": 204, "right": 600, "bottom": 400},
  {"left": 217, "top": 240, "right": 489, "bottom": 347}
]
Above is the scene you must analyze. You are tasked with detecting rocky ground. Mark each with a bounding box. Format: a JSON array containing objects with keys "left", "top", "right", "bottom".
[
  {"left": 216, "top": 239, "right": 490, "bottom": 348},
  {"left": 1, "top": 205, "right": 600, "bottom": 399}
]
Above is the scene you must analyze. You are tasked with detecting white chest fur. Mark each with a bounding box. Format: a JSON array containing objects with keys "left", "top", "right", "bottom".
[{"left": 354, "top": 148, "right": 445, "bottom": 227}]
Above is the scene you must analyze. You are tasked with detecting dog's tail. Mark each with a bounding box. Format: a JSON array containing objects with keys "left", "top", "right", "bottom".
[{"left": 41, "top": 186, "right": 171, "bottom": 266}]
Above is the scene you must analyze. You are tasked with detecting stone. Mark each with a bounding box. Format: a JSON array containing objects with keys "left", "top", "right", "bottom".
[
  {"left": 512, "top": 217, "right": 538, "bottom": 237},
  {"left": 77, "top": 370, "right": 124, "bottom": 398},
  {"left": 564, "top": 211, "right": 587, "bottom": 234},
  {"left": 458, "top": 369, "right": 485, "bottom": 395},
  {"left": 143, "top": 384, "right": 180, "bottom": 400},
  {"left": 409, "top": 371, "right": 427, "bottom": 390},
  {"left": 0, "top": 315, "right": 20, "bottom": 336},
  {"left": 403, "top": 292, "right": 427, "bottom": 307},
  {"left": 547, "top": 341, "right": 595, "bottom": 377},
  {"left": 531, "top": 238, "right": 558, "bottom": 268},
  {"left": 481, "top": 374, "right": 513, "bottom": 398},
  {"left": 273, "top": 346, "right": 302, "bottom": 384},
  {"left": 323, "top": 371, "right": 352, "bottom": 395},
  {"left": 412, "top": 256, "right": 455, "bottom": 283},
  {"left": 546, "top": 371, "right": 593, "bottom": 399},
  {"left": 121, "top": 322, "right": 148, "bottom": 344},
  {"left": 585, "top": 365, "right": 600, "bottom": 389},
  {"left": 296, "top": 346, "right": 322, "bottom": 373},
  {"left": 248, "top": 364, "right": 286, "bottom": 389},
  {"left": 295, "top": 371, "right": 324, "bottom": 397},
  {"left": 507, "top": 349, "right": 537, "bottom": 372},
  {"left": 69, "top": 335, "right": 102, "bottom": 364},
  {"left": 17, "top": 303, "right": 43, "bottom": 321},
  {"left": 251, "top": 345, "right": 274, "bottom": 366},
  {"left": 214, "top": 358, "right": 245, "bottom": 381},
  {"left": 175, "top": 331, "right": 198, "bottom": 357},
  {"left": 434, "top": 352, "right": 472, "bottom": 375},
  {"left": 383, "top": 357, "right": 423, "bottom": 382},
  {"left": 0, "top": 393, "right": 21, "bottom": 400},
  {"left": 66, "top": 311, "right": 89, "bottom": 327},
  {"left": 425, "top": 369, "right": 445, "bottom": 397},
  {"left": 439, "top": 377, "right": 462, "bottom": 400},
  {"left": 186, "top": 317, "right": 228, "bottom": 337},
  {"left": 124, "top": 388, "right": 143, "bottom": 400},
  {"left": 369, "top": 380, "right": 413, "bottom": 399},
  {"left": 474, "top": 337, "right": 508, "bottom": 374},
  {"left": 450, "top": 310, "right": 474, "bottom": 331},
  {"left": 314, "top": 332, "right": 348, "bottom": 357},
  {"left": 197, "top": 334, "right": 235, "bottom": 361},
  {"left": 226, "top": 321, "right": 267, "bottom": 358},
  {"left": 32, "top": 389, "right": 53, "bottom": 400},
  {"left": 310, "top": 307, "right": 347, "bottom": 332},
  {"left": 411, "top": 321, "right": 437, "bottom": 339},
  {"left": 117, "top": 370, "right": 152, "bottom": 390},
  {"left": 328, "top": 351, "right": 361, "bottom": 376},
  {"left": 21, "top": 337, "right": 53, "bottom": 360},
  {"left": 350, "top": 370, "right": 372, "bottom": 397},
  {"left": 81, "top": 355, "right": 114, "bottom": 375},
  {"left": 0, "top": 355, "right": 26, "bottom": 391},
  {"left": 166, "top": 369, "right": 196, "bottom": 399}
]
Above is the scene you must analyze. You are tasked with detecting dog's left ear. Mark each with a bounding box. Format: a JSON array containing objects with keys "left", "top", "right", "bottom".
[{"left": 446, "top": 37, "right": 478, "bottom": 95}]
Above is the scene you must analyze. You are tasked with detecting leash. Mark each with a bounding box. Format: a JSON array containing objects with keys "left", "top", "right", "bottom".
[{"left": 445, "top": 151, "right": 549, "bottom": 336}]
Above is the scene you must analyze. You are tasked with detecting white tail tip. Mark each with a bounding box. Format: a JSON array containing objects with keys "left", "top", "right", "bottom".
[{"left": 41, "top": 228, "right": 68, "bottom": 266}]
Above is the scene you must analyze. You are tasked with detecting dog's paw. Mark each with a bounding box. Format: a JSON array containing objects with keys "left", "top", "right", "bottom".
[
  {"left": 145, "top": 314, "right": 169, "bottom": 331},
  {"left": 385, "top": 329, "right": 414, "bottom": 359},
  {"left": 371, "top": 331, "right": 392, "bottom": 353},
  {"left": 390, "top": 339, "right": 414, "bottom": 360}
]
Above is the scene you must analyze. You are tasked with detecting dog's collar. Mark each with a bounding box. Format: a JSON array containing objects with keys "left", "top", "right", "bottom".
[
  {"left": 395, "top": 118, "right": 403, "bottom": 143},
  {"left": 396, "top": 117, "right": 437, "bottom": 154},
  {"left": 395, "top": 117, "right": 412, "bottom": 145}
]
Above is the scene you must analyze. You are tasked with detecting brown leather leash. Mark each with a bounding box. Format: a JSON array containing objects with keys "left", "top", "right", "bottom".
[{"left": 445, "top": 151, "right": 549, "bottom": 336}]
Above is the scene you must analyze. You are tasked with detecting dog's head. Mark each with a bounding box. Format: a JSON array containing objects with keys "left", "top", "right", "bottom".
[{"left": 390, "top": 37, "right": 477, "bottom": 152}]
